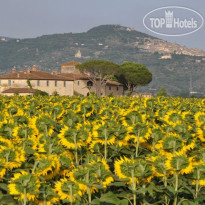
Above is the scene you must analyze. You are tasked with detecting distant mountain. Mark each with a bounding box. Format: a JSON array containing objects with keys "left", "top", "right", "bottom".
[{"left": 0, "top": 24, "right": 205, "bottom": 96}]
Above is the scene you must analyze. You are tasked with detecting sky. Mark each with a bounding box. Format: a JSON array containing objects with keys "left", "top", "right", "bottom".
[{"left": 0, "top": 0, "right": 204, "bottom": 50}]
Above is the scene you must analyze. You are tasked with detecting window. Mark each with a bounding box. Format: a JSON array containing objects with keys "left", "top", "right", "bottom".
[
  {"left": 116, "top": 87, "right": 119, "bottom": 91},
  {"left": 55, "top": 80, "right": 57, "bottom": 87},
  {"left": 77, "top": 81, "right": 80, "bottom": 86},
  {"left": 47, "top": 80, "right": 49, "bottom": 86},
  {"left": 8, "top": 80, "right": 11, "bottom": 86},
  {"left": 64, "top": 81, "right": 66, "bottom": 87},
  {"left": 87, "top": 81, "right": 93, "bottom": 87},
  {"left": 37, "top": 80, "right": 40, "bottom": 86},
  {"left": 109, "top": 86, "right": 111, "bottom": 91}
]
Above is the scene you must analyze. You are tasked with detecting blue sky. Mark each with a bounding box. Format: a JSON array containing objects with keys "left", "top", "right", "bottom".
[{"left": 0, "top": 0, "right": 204, "bottom": 50}]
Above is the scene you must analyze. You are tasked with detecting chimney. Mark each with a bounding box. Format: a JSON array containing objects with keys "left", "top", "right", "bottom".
[
  {"left": 32, "top": 65, "right": 37, "bottom": 71},
  {"left": 52, "top": 70, "right": 59, "bottom": 75},
  {"left": 27, "top": 68, "right": 31, "bottom": 74},
  {"left": 12, "top": 67, "right": 16, "bottom": 73}
]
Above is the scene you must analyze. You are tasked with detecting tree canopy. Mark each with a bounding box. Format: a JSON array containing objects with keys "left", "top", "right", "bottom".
[
  {"left": 76, "top": 60, "right": 120, "bottom": 96},
  {"left": 118, "top": 62, "right": 152, "bottom": 91},
  {"left": 76, "top": 60, "right": 120, "bottom": 78},
  {"left": 157, "top": 87, "right": 167, "bottom": 97}
]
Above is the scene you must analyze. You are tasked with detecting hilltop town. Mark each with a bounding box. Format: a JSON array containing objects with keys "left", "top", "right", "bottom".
[{"left": 137, "top": 37, "right": 205, "bottom": 58}]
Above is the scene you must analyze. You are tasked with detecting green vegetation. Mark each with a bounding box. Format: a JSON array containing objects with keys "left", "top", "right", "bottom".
[
  {"left": 0, "top": 25, "right": 204, "bottom": 96},
  {"left": 33, "top": 89, "right": 49, "bottom": 96},
  {"left": 118, "top": 62, "right": 152, "bottom": 92},
  {"left": 77, "top": 60, "right": 120, "bottom": 96},
  {"left": 157, "top": 87, "right": 167, "bottom": 97}
]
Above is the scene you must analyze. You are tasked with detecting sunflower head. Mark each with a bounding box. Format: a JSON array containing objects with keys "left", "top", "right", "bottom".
[
  {"left": 55, "top": 178, "right": 82, "bottom": 202},
  {"left": 8, "top": 171, "right": 40, "bottom": 201},
  {"left": 165, "top": 154, "right": 193, "bottom": 175}
]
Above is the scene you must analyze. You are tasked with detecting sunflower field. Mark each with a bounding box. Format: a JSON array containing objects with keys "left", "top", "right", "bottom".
[{"left": 1, "top": 95, "right": 205, "bottom": 205}]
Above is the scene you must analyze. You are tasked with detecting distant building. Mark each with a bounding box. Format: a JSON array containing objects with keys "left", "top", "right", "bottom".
[
  {"left": 59, "top": 61, "right": 124, "bottom": 96},
  {"left": 61, "top": 60, "right": 81, "bottom": 74},
  {"left": 0, "top": 65, "right": 73, "bottom": 96},
  {"left": 0, "top": 61, "right": 124, "bottom": 97},
  {"left": 160, "top": 54, "right": 172, "bottom": 59},
  {"left": 75, "top": 50, "right": 82, "bottom": 58}
]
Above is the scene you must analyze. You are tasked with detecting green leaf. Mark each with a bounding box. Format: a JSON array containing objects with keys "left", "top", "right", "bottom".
[
  {"left": 0, "top": 191, "right": 3, "bottom": 200},
  {"left": 117, "top": 178, "right": 130, "bottom": 182},
  {"left": 100, "top": 192, "right": 121, "bottom": 205},
  {"left": 92, "top": 198, "right": 101, "bottom": 205},
  {"left": 0, "top": 183, "right": 8, "bottom": 192},
  {"left": 120, "top": 199, "right": 129, "bottom": 205},
  {"left": 0, "top": 195, "right": 17, "bottom": 204},
  {"left": 109, "top": 182, "right": 126, "bottom": 187},
  {"left": 93, "top": 184, "right": 104, "bottom": 189}
]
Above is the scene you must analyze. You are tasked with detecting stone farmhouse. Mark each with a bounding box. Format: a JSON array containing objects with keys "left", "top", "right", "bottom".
[{"left": 0, "top": 61, "right": 124, "bottom": 96}]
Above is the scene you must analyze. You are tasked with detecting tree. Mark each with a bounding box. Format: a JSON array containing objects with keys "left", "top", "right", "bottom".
[
  {"left": 76, "top": 60, "right": 120, "bottom": 96},
  {"left": 156, "top": 87, "right": 167, "bottom": 97},
  {"left": 118, "top": 62, "right": 152, "bottom": 92}
]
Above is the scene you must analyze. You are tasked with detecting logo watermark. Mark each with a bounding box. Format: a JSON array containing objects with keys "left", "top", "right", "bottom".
[{"left": 143, "top": 6, "right": 204, "bottom": 36}]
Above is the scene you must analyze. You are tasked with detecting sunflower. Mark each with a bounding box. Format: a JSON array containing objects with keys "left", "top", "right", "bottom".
[
  {"left": 77, "top": 101, "right": 94, "bottom": 117},
  {"left": 196, "top": 126, "right": 205, "bottom": 142},
  {"left": 8, "top": 171, "right": 40, "bottom": 201},
  {"left": 121, "top": 109, "right": 146, "bottom": 126},
  {"left": 0, "top": 136, "right": 12, "bottom": 148},
  {"left": 192, "top": 163, "right": 205, "bottom": 186},
  {"left": 161, "top": 133, "right": 183, "bottom": 156},
  {"left": 88, "top": 158, "right": 114, "bottom": 188},
  {"left": 0, "top": 161, "right": 6, "bottom": 180},
  {"left": 165, "top": 154, "right": 193, "bottom": 175},
  {"left": 0, "top": 146, "right": 26, "bottom": 169},
  {"left": 69, "top": 167, "right": 88, "bottom": 192},
  {"left": 92, "top": 121, "right": 116, "bottom": 145},
  {"left": 114, "top": 157, "right": 153, "bottom": 184},
  {"left": 164, "top": 110, "right": 183, "bottom": 126},
  {"left": 195, "top": 112, "right": 205, "bottom": 126},
  {"left": 34, "top": 154, "right": 60, "bottom": 180},
  {"left": 54, "top": 178, "right": 83, "bottom": 202},
  {"left": 58, "top": 126, "right": 83, "bottom": 149},
  {"left": 59, "top": 151, "right": 75, "bottom": 176}
]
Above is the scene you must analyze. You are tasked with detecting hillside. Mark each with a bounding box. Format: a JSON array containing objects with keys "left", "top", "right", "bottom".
[{"left": 0, "top": 24, "right": 205, "bottom": 96}]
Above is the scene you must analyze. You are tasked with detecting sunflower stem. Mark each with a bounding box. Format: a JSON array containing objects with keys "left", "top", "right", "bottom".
[
  {"left": 23, "top": 129, "right": 28, "bottom": 150},
  {"left": 164, "top": 171, "right": 169, "bottom": 205},
  {"left": 23, "top": 188, "right": 27, "bottom": 205},
  {"left": 69, "top": 184, "right": 73, "bottom": 205},
  {"left": 86, "top": 170, "right": 92, "bottom": 204},
  {"left": 131, "top": 169, "right": 136, "bottom": 205},
  {"left": 174, "top": 173, "right": 178, "bottom": 205},
  {"left": 104, "top": 130, "right": 108, "bottom": 161},
  {"left": 88, "top": 186, "right": 92, "bottom": 204},
  {"left": 74, "top": 133, "right": 78, "bottom": 166},
  {"left": 195, "top": 168, "right": 200, "bottom": 199},
  {"left": 32, "top": 161, "right": 39, "bottom": 174},
  {"left": 43, "top": 192, "right": 47, "bottom": 205},
  {"left": 174, "top": 160, "right": 179, "bottom": 205},
  {"left": 83, "top": 107, "right": 86, "bottom": 124},
  {"left": 135, "top": 131, "right": 140, "bottom": 158}
]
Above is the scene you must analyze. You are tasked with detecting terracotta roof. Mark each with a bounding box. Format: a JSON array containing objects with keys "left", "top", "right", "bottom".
[
  {"left": 0, "top": 70, "right": 73, "bottom": 81},
  {"left": 58, "top": 73, "right": 90, "bottom": 80},
  {"left": 61, "top": 60, "right": 81, "bottom": 66},
  {"left": 2, "top": 88, "right": 37, "bottom": 94},
  {"left": 58, "top": 73, "right": 123, "bottom": 86},
  {"left": 106, "top": 80, "right": 123, "bottom": 86}
]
